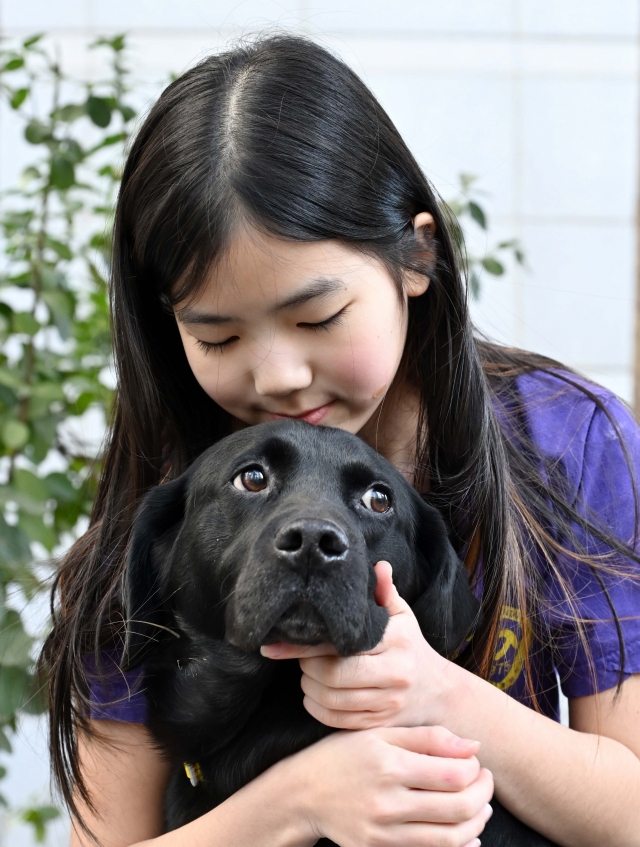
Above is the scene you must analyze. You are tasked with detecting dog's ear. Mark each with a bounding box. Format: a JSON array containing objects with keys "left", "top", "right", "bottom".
[
  {"left": 121, "top": 473, "right": 190, "bottom": 669},
  {"left": 409, "top": 494, "right": 480, "bottom": 658}
]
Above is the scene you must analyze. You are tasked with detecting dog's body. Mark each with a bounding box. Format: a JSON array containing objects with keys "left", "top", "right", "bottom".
[{"left": 125, "top": 421, "right": 556, "bottom": 846}]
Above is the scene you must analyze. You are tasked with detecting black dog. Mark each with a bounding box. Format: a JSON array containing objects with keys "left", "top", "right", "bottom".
[{"left": 124, "top": 420, "right": 556, "bottom": 846}]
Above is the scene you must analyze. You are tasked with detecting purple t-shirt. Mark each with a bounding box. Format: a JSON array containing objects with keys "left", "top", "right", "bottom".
[{"left": 87, "top": 370, "right": 640, "bottom": 724}]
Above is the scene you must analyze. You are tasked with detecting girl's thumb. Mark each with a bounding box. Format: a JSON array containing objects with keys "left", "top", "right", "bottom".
[{"left": 373, "top": 561, "right": 411, "bottom": 616}]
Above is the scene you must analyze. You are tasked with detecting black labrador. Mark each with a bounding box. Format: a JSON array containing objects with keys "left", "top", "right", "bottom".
[{"left": 123, "top": 420, "right": 556, "bottom": 846}]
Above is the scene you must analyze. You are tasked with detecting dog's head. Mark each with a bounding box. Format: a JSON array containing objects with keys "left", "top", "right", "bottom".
[{"left": 123, "top": 420, "right": 479, "bottom": 665}]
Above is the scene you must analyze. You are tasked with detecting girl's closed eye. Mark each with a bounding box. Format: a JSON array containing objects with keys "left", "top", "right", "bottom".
[
  {"left": 193, "top": 306, "right": 349, "bottom": 354},
  {"left": 298, "top": 305, "right": 349, "bottom": 333},
  {"left": 195, "top": 336, "right": 239, "bottom": 354}
]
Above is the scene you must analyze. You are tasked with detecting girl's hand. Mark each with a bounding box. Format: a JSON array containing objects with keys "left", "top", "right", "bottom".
[
  {"left": 290, "top": 724, "right": 493, "bottom": 847},
  {"left": 261, "top": 560, "right": 449, "bottom": 729}
]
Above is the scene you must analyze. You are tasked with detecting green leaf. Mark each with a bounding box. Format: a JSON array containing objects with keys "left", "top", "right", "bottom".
[
  {"left": 49, "top": 156, "right": 75, "bottom": 190},
  {"left": 20, "top": 672, "right": 47, "bottom": 715},
  {"left": 482, "top": 256, "right": 504, "bottom": 276},
  {"left": 0, "top": 385, "right": 17, "bottom": 408},
  {"left": 23, "top": 34, "right": 44, "bottom": 48},
  {"left": 2, "top": 420, "right": 29, "bottom": 450},
  {"left": 60, "top": 138, "right": 84, "bottom": 164},
  {"left": 118, "top": 104, "right": 136, "bottom": 122},
  {"left": 10, "top": 88, "right": 28, "bottom": 109},
  {"left": 12, "top": 311, "right": 39, "bottom": 335},
  {"left": 31, "top": 382, "right": 66, "bottom": 403},
  {"left": 0, "top": 485, "right": 45, "bottom": 516},
  {"left": 44, "top": 237, "right": 72, "bottom": 261},
  {"left": 92, "top": 34, "right": 126, "bottom": 53},
  {"left": 45, "top": 472, "right": 78, "bottom": 503},
  {"left": 21, "top": 805, "right": 60, "bottom": 843},
  {"left": 468, "top": 201, "right": 487, "bottom": 230},
  {"left": 3, "top": 57, "right": 24, "bottom": 72},
  {"left": 13, "top": 469, "right": 49, "bottom": 502},
  {"left": 0, "top": 515, "right": 31, "bottom": 563},
  {"left": 0, "top": 666, "right": 31, "bottom": 721},
  {"left": 24, "top": 121, "right": 49, "bottom": 145},
  {"left": 0, "top": 726, "right": 12, "bottom": 753},
  {"left": 0, "top": 369, "right": 24, "bottom": 391},
  {"left": 55, "top": 103, "right": 85, "bottom": 122},
  {"left": 91, "top": 132, "right": 127, "bottom": 153},
  {"left": 18, "top": 512, "right": 57, "bottom": 551},
  {"left": 0, "top": 611, "right": 33, "bottom": 668},
  {"left": 86, "top": 95, "right": 112, "bottom": 128}
]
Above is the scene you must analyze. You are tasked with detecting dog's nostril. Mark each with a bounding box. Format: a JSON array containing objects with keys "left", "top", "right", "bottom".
[
  {"left": 319, "top": 531, "right": 347, "bottom": 557},
  {"left": 276, "top": 528, "right": 303, "bottom": 552},
  {"left": 275, "top": 520, "right": 349, "bottom": 567}
]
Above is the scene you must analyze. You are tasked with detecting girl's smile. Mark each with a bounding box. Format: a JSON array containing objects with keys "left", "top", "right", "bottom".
[
  {"left": 172, "top": 219, "right": 431, "bottom": 468},
  {"left": 269, "top": 401, "right": 335, "bottom": 425}
]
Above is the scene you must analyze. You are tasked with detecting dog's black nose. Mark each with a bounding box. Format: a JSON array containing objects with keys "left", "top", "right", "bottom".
[{"left": 275, "top": 520, "right": 348, "bottom": 572}]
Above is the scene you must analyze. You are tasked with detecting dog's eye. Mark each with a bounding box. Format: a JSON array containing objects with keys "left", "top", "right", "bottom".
[
  {"left": 361, "top": 487, "right": 391, "bottom": 513},
  {"left": 233, "top": 467, "right": 268, "bottom": 492}
]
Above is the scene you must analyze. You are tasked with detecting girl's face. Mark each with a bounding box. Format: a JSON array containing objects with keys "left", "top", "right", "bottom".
[{"left": 173, "top": 221, "right": 430, "bottom": 436}]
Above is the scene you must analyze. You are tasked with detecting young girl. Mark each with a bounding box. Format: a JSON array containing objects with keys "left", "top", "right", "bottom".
[{"left": 43, "top": 33, "right": 640, "bottom": 847}]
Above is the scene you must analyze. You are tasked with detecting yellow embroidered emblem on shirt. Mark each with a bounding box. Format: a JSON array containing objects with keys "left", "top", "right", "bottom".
[{"left": 489, "top": 605, "right": 529, "bottom": 691}]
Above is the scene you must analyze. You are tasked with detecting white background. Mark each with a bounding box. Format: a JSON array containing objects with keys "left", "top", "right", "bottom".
[{"left": 0, "top": 0, "right": 638, "bottom": 844}]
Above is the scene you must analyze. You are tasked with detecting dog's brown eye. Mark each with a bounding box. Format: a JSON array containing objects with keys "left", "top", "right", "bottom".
[
  {"left": 233, "top": 468, "right": 268, "bottom": 492},
  {"left": 361, "top": 487, "right": 391, "bottom": 513}
]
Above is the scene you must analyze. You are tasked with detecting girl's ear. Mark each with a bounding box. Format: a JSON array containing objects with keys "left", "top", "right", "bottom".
[
  {"left": 121, "top": 472, "right": 191, "bottom": 669},
  {"left": 408, "top": 493, "right": 481, "bottom": 657},
  {"left": 405, "top": 212, "right": 437, "bottom": 297}
]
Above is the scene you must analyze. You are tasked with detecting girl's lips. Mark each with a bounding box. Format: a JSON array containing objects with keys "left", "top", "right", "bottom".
[{"left": 270, "top": 402, "right": 334, "bottom": 425}]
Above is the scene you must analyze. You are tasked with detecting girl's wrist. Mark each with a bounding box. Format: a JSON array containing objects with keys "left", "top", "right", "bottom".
[
  {"left": 255, "top": 749, "right": 321, "bottom": 847},
  {"left": 428, "top": 652, "right": 477, "bottom": 727}
]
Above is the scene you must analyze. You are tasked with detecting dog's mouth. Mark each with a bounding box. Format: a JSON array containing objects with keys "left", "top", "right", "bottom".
[{"left": 261, "top": 600, "right": 331, "bottom": 646}]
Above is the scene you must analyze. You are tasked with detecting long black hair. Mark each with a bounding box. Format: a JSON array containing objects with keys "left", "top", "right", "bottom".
[{"left": 41, "top": 32, "right": 640, "bottom": 833}]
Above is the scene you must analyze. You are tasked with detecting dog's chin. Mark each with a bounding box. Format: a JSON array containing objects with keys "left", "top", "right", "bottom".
[
  {"left": 227, "top": 596, "right": 389, "bottom": 657},
  {"left": 261, "top": 600, "right": 330, "bottom": 646}
]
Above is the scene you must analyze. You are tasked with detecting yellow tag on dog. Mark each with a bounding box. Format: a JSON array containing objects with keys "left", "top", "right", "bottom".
[{"left": 184, "top": 762, "right": 203, "bottom": 786}]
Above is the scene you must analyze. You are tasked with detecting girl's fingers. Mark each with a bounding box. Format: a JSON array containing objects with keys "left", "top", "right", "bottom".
[
  {"left": 302, "top": 694, "right": 379, "bottom": 730},
  {"left": 381, "top": 725, "right": 481, "bottom": 759},
  {"left": 396, "top": 748, "right": 482, "bottom": 791},
  {"left": 396, "top": 769, "right": 494, "bottom": 823},
  {"left": 300, "top": 674, "right": 384, "bottom": 711},
  {"left": 260, "top": 641, "right": 338, "bottom": 659},
  {"left": 375, "top": 802, "right": 493, "bottom": 847},
  {"left": 298, "top": 652, "right": 382, "bottom": 687},
  {"left": 373, "top": 561, "right": 413, "bottom": 617}
]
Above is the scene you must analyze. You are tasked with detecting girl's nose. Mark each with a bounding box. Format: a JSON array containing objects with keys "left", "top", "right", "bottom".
[{"left": 252, "top": 355, "right": 313, "bottom": 397}]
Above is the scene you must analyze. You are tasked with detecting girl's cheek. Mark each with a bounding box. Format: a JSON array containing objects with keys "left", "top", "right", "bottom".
[{"left": 332, "top": 333, "right": 402, "bottom": 401}]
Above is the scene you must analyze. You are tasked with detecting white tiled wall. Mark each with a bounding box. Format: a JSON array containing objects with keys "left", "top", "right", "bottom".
[{"left": 0, "top": 1, "right": 635, "bottom": 843}]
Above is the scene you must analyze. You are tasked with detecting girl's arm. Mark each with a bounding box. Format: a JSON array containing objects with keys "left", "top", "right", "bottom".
[
  {"left": 266, "top": 563, "right": 640, "bottom": 847},
  {"left": 435, "top": 662, "right": 640, "bottom": 847},
  {"left": 70, "top": 718, "right": 494, "bottom": 847},
  {"left": 69, "top": 720, "right": 312, "bottom": 847}
]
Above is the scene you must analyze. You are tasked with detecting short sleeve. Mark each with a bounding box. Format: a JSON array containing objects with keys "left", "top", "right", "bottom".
[
  {"left": 84, "top": 651, "right": 147, "bottom": 723},
  {"left": 542, "top": 395, "right": 640, "bottom": 698}
]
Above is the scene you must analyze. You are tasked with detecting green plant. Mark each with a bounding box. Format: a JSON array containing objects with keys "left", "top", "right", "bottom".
[
  {"left": 448, "top": 173, "right": 526, "bottom": 298},
  {"left": 0, "top": 31, "right": 136, "bottom": 835}
]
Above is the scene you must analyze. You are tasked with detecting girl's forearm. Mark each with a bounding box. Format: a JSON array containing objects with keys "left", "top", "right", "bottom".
[
  {"left": 137, "top": 758, "right": 315, "bottom": 847},
  {"left": 436, "top": 662, "right": 640, "bottom": 847}
]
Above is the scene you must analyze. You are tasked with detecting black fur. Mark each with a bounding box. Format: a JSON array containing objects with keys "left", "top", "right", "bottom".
[{"left": 123, "top": 420, "right": 556, "bottom": 846}]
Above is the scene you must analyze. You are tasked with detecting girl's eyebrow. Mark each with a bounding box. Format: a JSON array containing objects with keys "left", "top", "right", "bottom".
[{"left": 176, "top": 276, "right": 346, "bottom": 325}]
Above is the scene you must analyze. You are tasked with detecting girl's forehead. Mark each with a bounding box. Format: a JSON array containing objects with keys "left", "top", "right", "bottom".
[{"left": 178, "top": 225, "right": 391, "bottom": 312}]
